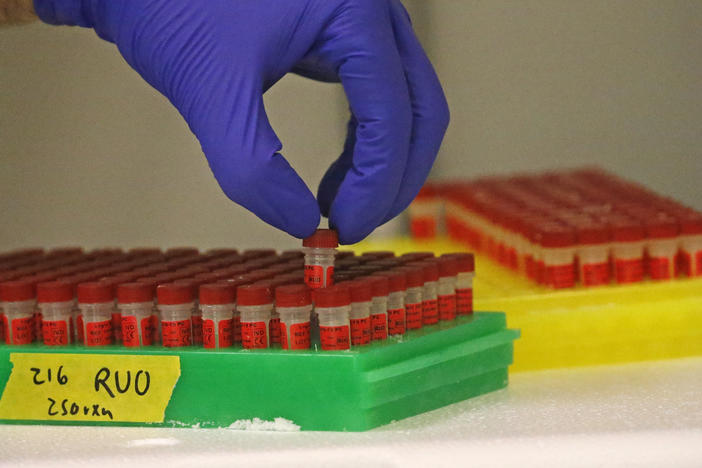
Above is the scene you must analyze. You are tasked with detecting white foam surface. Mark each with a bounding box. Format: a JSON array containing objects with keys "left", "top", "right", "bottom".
[{"left": 2, "top": 357, "right": 702, "bottom": 467}]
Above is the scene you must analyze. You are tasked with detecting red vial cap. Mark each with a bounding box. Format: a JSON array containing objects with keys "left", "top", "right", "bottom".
[
  {"left": 156, "top": 282, "right": 193, "bottom": 305},
  {"left": 243, "top": 270, "right": 277, "bottom": 283},
  {"left": 37, "top": 281, "right": 74, "bottom": 303},
  {"left": 437, "top": 256, "right": 458, "bottom": 278},
  {"left": 400, "top": 252, "right": 435, "bottom": 263},
  {"left": 242, "top": 249, "right": 278, "bottom": 259},
  {"left": 365, "top": 275, "right": 390, "bottom": 297},
  {"left": 335, "top": 251, "right": 355, "bottom": 260},
  {"left": 312, "top": 284, "right": 351, "bottom": 308},
  {"left": 538, "top": 224, "right": 577, "bottom": 248},
  {"left": 407, "top": 261, "right": 440, "bottom": 283},
  {"left": 393, "top": 266, "right": 424, "bottom": 288},
  {"left": 360, "top": 251, "right": 395, "bottom": 259},
  {"left": 445, "top": 253, "right": 475, "bottom": 273},
  {"left": 199, "top": 283, "right": 236, "bottom": 305},
  {"left": 47, "top": 247, "right": 84, "bottom": 257},
  {"left": 610, "top": 218, "right": 646, "bottom": 242},
  {"left": 77, "top": 281, "right": 114, "bottom": 304},
  {"left": 206, "top": 248, "right": 239, "bottom": 256},
  {"left": 280, "top": 250, "right": 305, "bottom": 260},
  {"left": 275, "top": 284, "right": 312, "bottom": 308},
  {"left": 347, "top": 278, "right": 373, "bottom": 303},
  {"left": 237, "top": 284, "right": 272, "bottom": 306},
  {"left": 0, "top": 280, "right": 36, "bottom": 302},
  {"left": 128, "top": 247, "right": 163, "bottom": 256},
  {"left": 302, "top": 229, "right": 339, "bottom": 249},
  {"left": 577, "top": 223, "right": 611, "bottom": 245},
  {"left": 644, "top": 217, "right": 679, "bottom": 239},
  {"left": 680, "top": 213, "right": 702, "bottom": 235},
  {"left": 165, "top": 247, "right": 200, "bottom": 258},
  {"left": 373, "top": 271, "right": 407, "bottom": 292},
  {"left": 117, "top": 282, "right": 155, "bottom": 304}
]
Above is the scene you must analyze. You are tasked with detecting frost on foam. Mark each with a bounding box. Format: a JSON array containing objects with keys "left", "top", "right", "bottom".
[{"left": 228, "top": 417, "right": 300, "bottom": 432}]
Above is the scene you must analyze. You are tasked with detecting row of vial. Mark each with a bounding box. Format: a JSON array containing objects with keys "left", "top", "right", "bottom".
[
  {"left": 0, "top": 232, "right": 475, "bottom": 350},
  {"left": 409, "top": 168, "right": 702, "bottom": 288}
]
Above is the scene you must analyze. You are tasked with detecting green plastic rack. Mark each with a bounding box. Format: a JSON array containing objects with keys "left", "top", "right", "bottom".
[{"left": 0, "top": 312, "right": 518, "bottom": 431}]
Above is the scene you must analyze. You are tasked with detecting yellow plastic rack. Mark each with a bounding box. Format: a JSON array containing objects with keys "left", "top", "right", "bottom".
[{"left": 351, "top": 237, "right": 702, "bottom": 372}]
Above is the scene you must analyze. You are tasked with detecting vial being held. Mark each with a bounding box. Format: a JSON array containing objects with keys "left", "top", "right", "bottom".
[
  {"left": 313, "top": 285, "right": 351, "bottom": 350},
  {"left": 0, "top": 280, "right": 37, "bottom": 345},
  {"left": 199, "top": 283, "right": 235, "bottom": 349},
  {"left": 157, "top": 283, "right": 193, "bottom": 348},
  {"left": 238, "top": 284, "right": 273, "bottom": 349},
  {"left": 303, "top": 229, "right": 338, "bottom": 289},
  {"left": 77, "top": 282, "right": 114, "bottom": 347},
  {"left": 275, "top": 284, "right": 312, "bottom": 350},
  {"left": 37, "top": 281, "right": 74, "bottom": 346},
  {"left": 118, "top": 282, "right": 156, "bottom": 347}
]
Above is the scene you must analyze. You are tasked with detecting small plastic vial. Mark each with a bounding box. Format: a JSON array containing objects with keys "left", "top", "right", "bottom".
[
  {"left": 539, "top": 224, "right": 577, "bottom": 289},
  {"left": 374, "top": 271, "right": 407, "bottom": 335},
  {"left": 275, "top": 284, "right": 312, "bottom": 350},
  {"left": 0, "top": 280, "right": 37, "bottom": 345},
  {"left": 255, "top": 278, "right": 292, "bottom": 346},
  {"left": 448, "top": 253, "right": 475, "bottom": 315},
  {"left": 118, "top": 282, "right": 156, "bottom": 347},
  {"left": 576, "top": 223, "right": 611, "bottom": 287},
  {"left": 77, "top": 282, "right": 114, "bottom": 347},
  {"left": 437, "top": 257, "right": 458, "bottom": 321},
  {"left": 366, "top": 276, "right": 389, "bottom": 341},
  {"left": 313, "top": 285, "right": 351, "bottom": 350},
  {"left": 302, "top": 229, "right": 338, "bottom": 289},
  {"left": 347, "top": 279, "right": 372, "bottom": 346},
  {"left": 199, "top": 283, "right": 236, "bottom": 349},
  {"left": 174, "top": 279, "right": 204, "bottom": 345},
  {"left": 611, "top": 217, "right": 646, "bottom": 284},
  {"left": 37, "top": 281, "right": 74, "bottom": 346},
  {"left": 395, "top": 266, "right": 424, "bottom": 329},
  {"left": 679, "top": 213, "right": 702, "bottom": 277},
  {"left": 645, "top": 216, "right": 679, "bottom": 281},
  {"left": 237, "top": 284, "right": 273, "bottom": 349},
  {"left": 157, "top": 282, "right": 193, "bottom": 348}
]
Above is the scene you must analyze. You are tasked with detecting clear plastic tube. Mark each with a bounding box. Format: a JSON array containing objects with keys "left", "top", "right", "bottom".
[
  {"left": 317, "top": 304, "right": 350, "bottom": 350},
  {"left": 578, "top": 244, "right": 610, "bottom": 286},
  {"left": 370, "top": 295, "right": 388, "bottom": 341},
  {"left": 422, "top": 280, "right": 438, "bottom": 325},
  {"left": 40, "top": 301, "right": 73, "bottom": 346},
  {"left": 404, "top": 286, "right": 423, "bottom": 330},
  {"left": 455, "top": 272, "right": 474, "bottom": 315},
  {"left": 387, "top": 291, "right": 406, "bottom": 335},
  {"left": 120, "top": 302, "right": 156, "bottom": 347},
  {"left": 3, "top": 300, "right": 36, "bottom": 345},
  {"left": 437, "top": 276, "right": 456, "bottom": 321},
  {"left": 349, "top": 300, "right": 371, "bottom": 346},
  {"left": 201, "top": 303, "right": 234, "bottom": 349},
  {"left": 158, "top": 303, "right": 193, "bottom": 347},
  {"left": 304, "top": 247, "right": 336, "bottom": 289},
  {"left": 278, "top": 304, "right": 312, "bottom": 350},
  {"left": 79, "top": 302, "right": 114, "bottom": 346},
  {"left": 239, "top": 303, "right": 272, "bottom": 349},
  {"left": 613, "top": 241, "right": 645, "bottom": 284}
]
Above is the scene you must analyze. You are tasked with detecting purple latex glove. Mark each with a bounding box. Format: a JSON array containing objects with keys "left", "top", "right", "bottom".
[{"left": 35, "top": 0, "right": 449, "bottom": 244}]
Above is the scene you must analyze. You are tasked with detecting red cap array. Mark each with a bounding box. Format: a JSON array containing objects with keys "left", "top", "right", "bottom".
[
  {"left": 0, "top": 280, "right": 36, "bottom": 302},
  {"left": 37, "top": 281, "right": 74, "bottom": 303}
]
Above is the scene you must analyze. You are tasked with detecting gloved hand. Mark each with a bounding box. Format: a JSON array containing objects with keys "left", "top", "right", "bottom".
[{"left": 34, "top": 0, "right": 449, "bottom": 244}]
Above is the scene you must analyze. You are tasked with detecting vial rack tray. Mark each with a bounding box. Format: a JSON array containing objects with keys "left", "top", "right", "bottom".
[
  {"left": 0, "top": 312, "right": 518, "bottom": 431},
  {"left": 353, "top": 237, "right": 702, "bottom": 372}
]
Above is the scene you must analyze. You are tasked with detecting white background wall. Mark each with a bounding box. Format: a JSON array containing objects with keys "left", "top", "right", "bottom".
[{"left": 1, "top": 1, "right": 700, "bottom": 250}]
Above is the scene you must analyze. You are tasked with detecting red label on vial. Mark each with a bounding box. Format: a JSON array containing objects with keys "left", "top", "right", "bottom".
[
  {"left": 232, "top": 315, "right": 242, "bottom": 343},
  {"left": 648, "top": 256, "right": 672, "bottom": 280},
  {"left": 438, "top": 294, "right": 456, "bottom": 321},
  {"left": 191, "top": 315, "right": 203, "bottom": 345},
  {"left": 76, "top": 314, "right": 84, "bottom": 343},
  {"left": 34, "top": 312, "right": 42, "bottom": 342},
  {"left": 422, "top": 299, "right": 439, "bottom": 325},
  {"left": 241, "top": 321, "right": 268, "bottom": 349},
  {"left": 304, "top": 265, "right": 324, "bottom": 289},
  {"left": 111, "top": 312, "right": 122, "bottom": 342},
  {"left": 269, "top": 317, "right": 281, "bottom": 344},
  {"left": 387, "top": 308, "right": 406, "bottom": 335},
  {"left": 42, "top": 320, "right": 69, "bottom": 346},
  {"left": 320, "top": 325, "right": 350, "bottom": 350},
  {"left": 615, "top": 258, "right": 644, "bottom": 284},
  {"left": 350, "top": 316, "right": 371, "bottom": 345},
  {"left": 405, "top": 303, "right": 423, "bottom": 329},
  {"left": 161, "top": 319, "right": 192, "bottom": 347},
  {"left": 121, "top": 315, "right": 155, "bottom": 347},
  {"left": 85, "top": 320, "right": 113, "bottom": 346},
  {"left": 8, "top": 316, "right": 35, "bottom": 345},
  {"left": 545, "top": 264, "right": 576, "bottom": 289},
  {"left": 371, "top": 313, "right": 387, "bottom": 341},
  {"left": 456, "top": 288, "right": 473, "bottom": 314},
  {"left": 281, "top": 322, "right": 311, "bottom": 350},
  {"left": 681, "top": 251, "right": 702, "bottom": 277},
  {"left": 581, "top": 262, "right": 610, "bottom": 286},
  {"left": 202, "top": 318, "right": 234, "bottom": 349}
]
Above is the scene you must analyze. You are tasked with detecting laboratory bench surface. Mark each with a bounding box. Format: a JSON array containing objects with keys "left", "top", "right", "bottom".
[{"left": 2, "top": 356, "right": 702, "bottom": 468}]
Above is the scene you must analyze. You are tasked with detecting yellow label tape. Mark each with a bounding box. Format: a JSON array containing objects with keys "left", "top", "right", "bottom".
[{"left": 0, "top": 353, "right": 180, "bottom": 423}]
